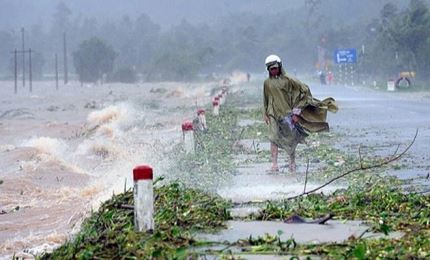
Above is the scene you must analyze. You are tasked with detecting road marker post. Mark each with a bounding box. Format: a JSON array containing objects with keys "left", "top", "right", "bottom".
[
  {"left": 387, "top": 79, "right": 396, "bottom": 91},
  {"left": 212, "top": 100, "right": 219, "bottom": 116},
  {"left": 133, "top": 165, "right": 154, "bottom": 232},
  {"left": 182, "top": 120, "right": 194, "bottom": 153}
]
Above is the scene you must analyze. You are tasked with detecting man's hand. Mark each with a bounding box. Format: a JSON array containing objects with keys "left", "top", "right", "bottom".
[
  {"left": 291, "top": 108, "right": 301, "bottom": 124},
  {"left": 264, "top": 114, "right": 270, "bottom": 124},
  {"left": 292, "top": 107, "right": 301, "bottom": 115}
]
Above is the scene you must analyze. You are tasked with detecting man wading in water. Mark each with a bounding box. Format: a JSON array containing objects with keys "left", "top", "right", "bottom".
[{"left": 263, "top": 54, "right": 338, "bottom": 173}]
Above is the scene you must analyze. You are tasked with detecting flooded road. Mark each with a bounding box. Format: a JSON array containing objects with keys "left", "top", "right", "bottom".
[
  {"left": 317, "top": 84, "right": 430, "bottom": 187},
  {"left": 1, "top": 78, "right": 429, "bottom": 258},
  {"left": 220, "top": 79, "right": 430, "bottom": 205},
  {"left": 196, "top": 220, "right": 403, "bottom": 244}
]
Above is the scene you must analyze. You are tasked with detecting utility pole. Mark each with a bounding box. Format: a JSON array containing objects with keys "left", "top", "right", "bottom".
[
  {"left": 29, "top": 48, "right": 32, "bottom": 92},
  {"left": 14, "top": 49, "right": 17, "bottom": 94},
  {"left": 55, "top": 53, "right": 59, "bottom": 90},
  {"left": 11, "top": 47, "right": 33, "bottom": 94},
  {"left": 63, "top": 32, "right": 68, "bottom": 84},
  {"left": 21, "top": 27, "right": 25, "bottom": 87}
]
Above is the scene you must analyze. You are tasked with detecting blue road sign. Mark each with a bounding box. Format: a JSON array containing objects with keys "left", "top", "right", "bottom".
[{"left": 334, "top": 48, "right": 357, "bottom": 64}]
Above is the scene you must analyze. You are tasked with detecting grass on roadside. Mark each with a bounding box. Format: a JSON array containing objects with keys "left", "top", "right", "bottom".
[
  {"left": 40, "top": 182, "right": 231, "bottom": 259},
  {"left": 236, "top": 181, "right": 430, "bottom": 259}
]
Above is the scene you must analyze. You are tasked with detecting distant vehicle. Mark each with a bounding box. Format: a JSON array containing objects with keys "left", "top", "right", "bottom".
[{"left": 396, "top": 71, "right": 416, "bottom": 88}]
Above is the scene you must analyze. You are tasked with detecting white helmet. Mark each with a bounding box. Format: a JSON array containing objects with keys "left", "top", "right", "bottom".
[{"left": 265, "top": 54, "right": 282, "bottom": 68}]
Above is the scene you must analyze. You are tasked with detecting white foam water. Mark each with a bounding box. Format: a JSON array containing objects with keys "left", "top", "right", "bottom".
[
  {"left": 0, "top": 81, "right": 212, "bottom": 258},
  {"left": 21, "top": 137, "right": 68, "bottom": 158}
]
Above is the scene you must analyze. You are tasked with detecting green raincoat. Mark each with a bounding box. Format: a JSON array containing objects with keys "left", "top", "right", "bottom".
[{"left": 263, "top": 71, "right": 338, "bottom": 154}]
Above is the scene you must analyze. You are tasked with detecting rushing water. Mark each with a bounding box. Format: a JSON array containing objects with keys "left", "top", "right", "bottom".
[{"left": 0, "top": 80, "right": 217, "bottom": 258}]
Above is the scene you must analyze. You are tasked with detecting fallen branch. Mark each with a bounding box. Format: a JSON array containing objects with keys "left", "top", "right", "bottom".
[
  {"left": 358, "top": 228, "right": 371, "bottom": 239},
  {"left": 390, "top": 144, "right": 401, "bottom": 159},
  {"left": 121, "top": 204, "right": 134, "bottom": 210},
  {"left": 287, "top": 129, "right": 418, "bottom": 200},
  {"left": 358, "top": 145, "right": 363, "bottom": 169},
  {"left": 415, "top": 189, "right": 430, "bottom": 195},
  {"left": 303, "top": 158, "right": 310, "bottom": 194}
]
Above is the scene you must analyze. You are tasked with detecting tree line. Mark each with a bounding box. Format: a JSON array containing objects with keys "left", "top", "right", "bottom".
[{"left": 0, "top": 0, "right": 429, "bottom": 83}]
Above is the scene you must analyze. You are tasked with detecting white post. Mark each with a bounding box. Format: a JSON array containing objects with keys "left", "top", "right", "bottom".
[
  {"left": 197, "top": 108, "right": 207, "bottom": 130},
  {"left": 182, "top": 121, "right": 194, "bottom": 153},
  {"left": 218, "top": 93, "right": 225, "bottom": 105},
  {"left": 212, "top": 100, "right": 219, "bottom": 116},
  {"left": 133, "top": 165, "right": 154, "bottom": 232},
  {"left": 387, "top": 79, "right": 396, "bottom": 91}
]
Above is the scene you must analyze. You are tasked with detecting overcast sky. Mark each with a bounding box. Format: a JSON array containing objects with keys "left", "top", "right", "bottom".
[{"left": 0, "top": 0, "right": 302, "bottom": 30}]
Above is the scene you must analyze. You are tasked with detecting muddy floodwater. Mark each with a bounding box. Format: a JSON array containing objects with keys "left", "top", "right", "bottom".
[
  {"left": 1, "top": 77, "right": 429, "bottom": 258},
  {"left": 0, "top": 80, "right": 218, "bottom": 258},
  {"left": 195, "top": 220, "right": 404, "bottom": 244}
]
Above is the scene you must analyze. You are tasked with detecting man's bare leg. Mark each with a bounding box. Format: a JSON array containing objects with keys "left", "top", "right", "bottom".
[
  {"left": 289, "top": 150, "right": 296, "bottom": 174},
  {"left": 271, "top": 142, "right": 279, "bottom": 171}
]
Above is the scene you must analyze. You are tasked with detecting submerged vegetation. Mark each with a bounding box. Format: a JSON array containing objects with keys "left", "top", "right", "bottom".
[
  {"left": 41, "top": 181, "right": 430, "bottom": 259},
  {"left": 238, "top": 182, "right": 430, "bottom": 259},
  {"left": 167, "top": 105, "right": 239, "bottom": 191},
  {"left": 41, "top": 91, "right": 429, "bottom": 259},
  {"left": 41, "top": 182, "right": 231, "bottom": 259}
]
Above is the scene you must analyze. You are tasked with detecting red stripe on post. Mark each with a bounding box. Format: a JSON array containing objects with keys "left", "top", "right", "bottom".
[
  {"left": 197, "top": 108, "right": 205, "bottom": 115},
  {"left": 182, "top": 121, "right": 193, "bottom": 131},
  {"left": 212, "top": 101, "right": 219, "bottom": 106},
  {"left": 133, "top": 165, "right": 153, "bottom": 181}
]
